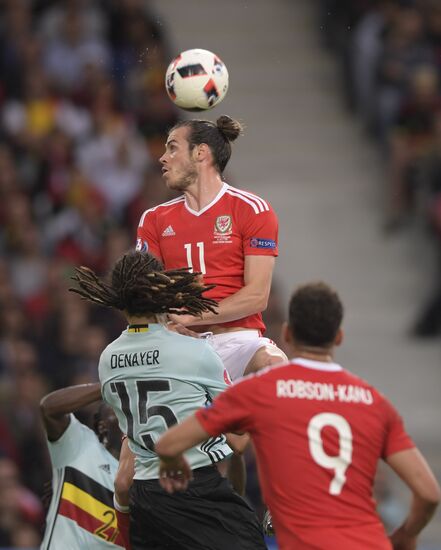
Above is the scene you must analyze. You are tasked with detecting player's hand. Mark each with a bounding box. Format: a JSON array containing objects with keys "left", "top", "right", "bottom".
[
  {"left": 389, "top": 526, "right": 417, "bottom": 550},
  {"left": 166, "top": 320, "right": 200, "bottom": 338},
  {"left": 158, "top": 455, "right": 192, "bottom": 493},
  {"left": 168, "top": 313, "right": 200, "bottom": 327}
]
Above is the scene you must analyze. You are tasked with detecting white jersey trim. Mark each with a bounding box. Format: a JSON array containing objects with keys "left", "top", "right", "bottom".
[
  {"left": 225, "top": 186, "right": 270, "bottom": 214},
  {"left": 227, "top": 185, "right": 270, "bottom": 212},
  {"left": 139, "top": 184, "right": 269, "bottom": 223},
  {"left": 184, "top": 182, "right": 228, "bottom": 217},
  {"left": 138, "top": 196, "right": 185, "bottom": 226},
  {"left": 291, "top": 357, "right": 343, "bottom": 372}
]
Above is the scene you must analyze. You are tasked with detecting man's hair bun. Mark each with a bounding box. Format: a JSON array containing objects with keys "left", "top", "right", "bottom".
[{"left": 216, "top": 115, "right": 243, "bottom": 142}]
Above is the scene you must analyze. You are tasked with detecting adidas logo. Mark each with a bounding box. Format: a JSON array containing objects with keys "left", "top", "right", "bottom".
[
  {"left": 99, "top": 464, "right": 111, "bottom": 474},
  {"left": 162, "top": 225, "right": 175, "bottom": 237}
]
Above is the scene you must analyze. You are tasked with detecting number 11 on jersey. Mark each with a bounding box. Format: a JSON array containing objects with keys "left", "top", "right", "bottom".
[{"left": 184, "top": 242, "right": 206, "bottom": 274}]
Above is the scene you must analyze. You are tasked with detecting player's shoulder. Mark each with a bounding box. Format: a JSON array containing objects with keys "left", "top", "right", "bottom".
[
  {"left": 232, "top": 360, "right": 292, "bottom": 388},
  {"left": 163, "top": 331, "right": 223, "bottom": 374},
  {"left": 138, "top": 195, "right": 186, "bottom": 226},
  {"left": 100, "top": 333, "right": 125, "bottom": 356},
  {"left": 51, "top": 414, "right": 99, "bottom": 447},
  {"left": 224, "top": 183, "right": 273, "bottom": 215},
  {"left": 160, "top": 328, "right": 215, "bottom": 353},
  {"left": 338, "top": 369, "right": 379, "bottom": 392},
  {"left": 98, "top": 333, "right": 133, "bottom": 372},
  {"left": 331, "top": 367, "right": 393, "bottom": 408}
]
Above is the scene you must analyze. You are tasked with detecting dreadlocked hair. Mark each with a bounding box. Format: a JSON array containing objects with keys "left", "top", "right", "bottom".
[{"left": 69, "top": 250, "right": 218, "bottom": 318}]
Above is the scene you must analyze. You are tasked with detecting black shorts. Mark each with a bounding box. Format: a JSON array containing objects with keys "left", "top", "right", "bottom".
[{"left": 130, "top": 465, "right": 267, "bottom": 550}]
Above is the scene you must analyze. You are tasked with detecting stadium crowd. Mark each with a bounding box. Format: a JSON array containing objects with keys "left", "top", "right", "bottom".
[
  {"left": 319, "top": 0, "right": 441, "bottom": 337},
  {"left": 0, "top": 1, "right": 288, "bottom": 546},
  {"left": 0, "top": 0, "right": 178, "bottom": 545},
  {"left": 0, "top": 0, "right": 429, "bottom": 547}
]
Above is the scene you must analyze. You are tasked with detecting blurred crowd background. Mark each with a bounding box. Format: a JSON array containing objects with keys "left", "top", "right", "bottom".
[
  {"left": 320, "top": 0, "right": 441, "bottom": 338},
  {"left": 0, "top": 0, "right": 287, "bottom": 546},
  {"left": 0, "top": 0, "right": 440, "bottom": 547},
  {"left": 0, "top": 0, "right": 180, "bottom": 546}
]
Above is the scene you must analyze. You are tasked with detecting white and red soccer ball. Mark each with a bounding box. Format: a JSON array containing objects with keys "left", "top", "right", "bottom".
[{"left": 165, "top": 48, "right": 229, "bottom": 111}]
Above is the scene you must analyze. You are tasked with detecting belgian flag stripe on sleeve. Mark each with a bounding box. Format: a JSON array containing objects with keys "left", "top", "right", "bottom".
[
  {"left": 58, "top": 499, "right": 123, "bottom": 545},
  {"left": 58, "top": 467, "right": 124, "bottom": 546},
  {"left": 64, "top": 467, "right": 114, "bottom": 507},
  {"left": 62, "top": 482, "right": 116, "bottom": 520},
  {"left": 59, "top": 498, "right": 108, "bottom": 533}
]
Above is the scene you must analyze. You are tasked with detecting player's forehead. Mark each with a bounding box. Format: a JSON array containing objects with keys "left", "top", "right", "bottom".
[{"left": 166, "top": 126, "right": 190, "bottom": 148}]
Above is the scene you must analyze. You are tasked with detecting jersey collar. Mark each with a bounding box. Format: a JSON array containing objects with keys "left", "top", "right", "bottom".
[
  {"left": 290, "top": 357, "right": 343, "bottom": 372},
  {"left": 127, "top": 324, "right": 149, "bottom": 333},
  {"left": 125, "top": 323, "right": 163, "bottom": 334},
  {"left": 184, "top": 182, "right": 228, "bottom": 217}
]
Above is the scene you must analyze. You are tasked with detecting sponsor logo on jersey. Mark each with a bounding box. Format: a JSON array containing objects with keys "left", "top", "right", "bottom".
[
  {"left": 136, "top": 238, "right": 148, "bottom": 252},
  {"left": 214, "top": 215, "right": 232, "bottom": 235},
  {"left": 161, "top": 225, "right": 176, "bottom": 237},
  {"left": 250, "top": 238, "right": 276, "bottom": 249},
  {"left": 98, "top": 464, "right": 111, "bottom": 474}
]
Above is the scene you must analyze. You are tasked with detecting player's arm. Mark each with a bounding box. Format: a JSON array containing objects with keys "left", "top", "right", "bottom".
[
  {"left": 156, "top": 379, "right": 251, "bottom": 492},
  {"left": 114, "top": 437, "right": 135, "bottom": 508},
  {"left": 156, "top": 419, "right": 249, "bottom": 493},
  {"left": 387, "top": 448, "right": 440, "bottom": 548},
  {"left": 136, "top": 211, "right": 162, "bottom": 259},
  {"left": 225, "top": 432, "right": 250, "bottom": 455},
  {"left": 40, "top": 383, "right": 102, "bottom": 442},
  {"left": 171, "top": 255, "right": 275, "bottom": 326},
  {"left": 200, "top": 347, "right": 251, "bottom": 494},
  {"left": 225, "top": 433, "right": 250, "bottom": 496},
  {"left": 157, "top": 414, "right": 209, "bottom": 459},
  {"left": 155, "top": 414, "right": 208, "bottom": 493}
]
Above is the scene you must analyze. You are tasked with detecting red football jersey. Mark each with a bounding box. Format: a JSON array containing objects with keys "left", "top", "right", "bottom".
[
  {"left": 196, "top": 358, "right": 415, "bottom": 550},
  {"left": 136, "top": 183, "right": 278, "bottom": 331}
]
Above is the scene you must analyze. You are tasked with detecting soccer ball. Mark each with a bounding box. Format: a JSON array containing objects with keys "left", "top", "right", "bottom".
[{"left": 165, "top": 48, "right": 229, "bottom": 111}]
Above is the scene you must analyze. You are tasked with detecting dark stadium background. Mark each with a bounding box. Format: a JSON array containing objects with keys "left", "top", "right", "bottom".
[{"left": 0, "top": 1, "right": 439, "bottom": 548}]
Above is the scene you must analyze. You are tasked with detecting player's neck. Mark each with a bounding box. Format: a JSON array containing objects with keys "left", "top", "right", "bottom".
[
  {"left": 291, "top": 345, "right": 334, "bottom": 363},
  {"left": 184, "top": 172, "right": 224, "bottom": 211},
  {"left": 126, "top": 314, "right": 158, "bottom": 326}
]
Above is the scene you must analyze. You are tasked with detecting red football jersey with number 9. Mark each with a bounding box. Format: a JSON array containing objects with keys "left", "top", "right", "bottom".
[
  {"left": 196, "top": 358, "right": 415, "bottom": 550},
  {"left": 136, "top": 183, "right": 278, "bottom": 331}
]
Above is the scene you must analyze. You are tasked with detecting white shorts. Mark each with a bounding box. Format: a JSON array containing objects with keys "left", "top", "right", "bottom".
[{"left": 206, "top": 330, "right": 277, "bottom": 381}]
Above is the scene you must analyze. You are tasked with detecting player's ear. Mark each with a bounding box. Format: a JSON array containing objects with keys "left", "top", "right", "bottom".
[
  {"left": 281, "top": 322, "right": 293, "bottom": 346},
  {"left": 334, "top": 328, "right": 344, "bottom": 347},
  {"left": 195, "top": 143, "right": 210, "bottom": 162}
]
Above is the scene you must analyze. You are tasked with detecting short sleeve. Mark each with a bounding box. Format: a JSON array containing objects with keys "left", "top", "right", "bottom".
[
  {"left": 381, "top": 398, "right": 415, "bottom": 459},
  {"left": 136, "top": 209, "right": 162, "bottom": 260},
  {"left": 196, "top": 378, "right": 253, "bottom": 436},
  {"left": 47, "top": 414, "right": 99, "bottom": 468},
  {"left": 240, "top": 203, "right": 278, "bottom": 257}
]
